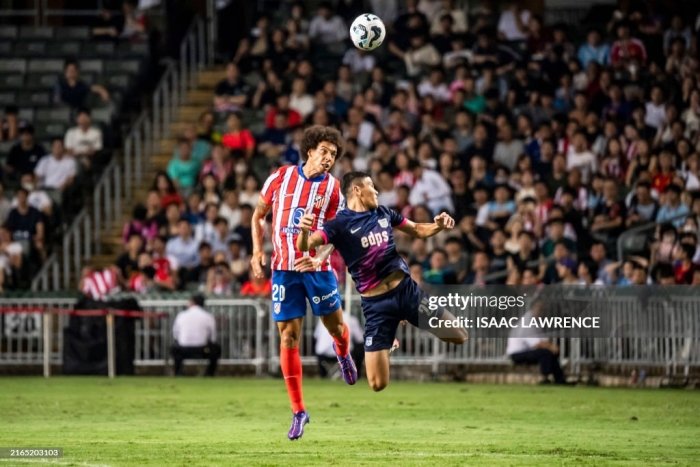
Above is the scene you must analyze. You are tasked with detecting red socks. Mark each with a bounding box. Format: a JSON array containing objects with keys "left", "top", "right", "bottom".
[
  {"left": 333, "top": 323, "right": 350, "bottom": 358},
  {"left": 280, "top": 346, "right": 305, "bottom": 413}
]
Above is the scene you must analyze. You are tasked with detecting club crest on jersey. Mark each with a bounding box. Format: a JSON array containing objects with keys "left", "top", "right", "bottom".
[
  {"left": 378, "top": 218, "right": 389, "bottom": 228},
  {"left": 313, "top": 194, "right": 324, "bottom": 209}
]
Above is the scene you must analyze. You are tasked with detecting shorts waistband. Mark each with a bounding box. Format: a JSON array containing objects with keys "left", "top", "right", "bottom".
[{"left": 360, "top": 274, "right": 412, "bottom": 302}]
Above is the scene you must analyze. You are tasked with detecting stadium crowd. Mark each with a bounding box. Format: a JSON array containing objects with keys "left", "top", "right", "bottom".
[
  {"left": 0, "top": 3, "right": 154, "bottom": 292},
  {"left": 100, "top": 1, "right": 700, "bottom": 295}
]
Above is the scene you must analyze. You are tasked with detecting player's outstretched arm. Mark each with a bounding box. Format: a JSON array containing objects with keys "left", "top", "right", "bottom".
[
  {"left": 251, "top": 199, "right": 271, "bottom": 279},
  {"left": 296, "top": 213, "right": 326, "bottom": 252},
  {"left": 396, "top": 212, "right": 455, "bottom": 239}
]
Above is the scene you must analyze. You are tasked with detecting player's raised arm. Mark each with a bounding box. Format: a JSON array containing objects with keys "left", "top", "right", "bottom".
[
  {"left": 251, "top": 198, "right": 271, "bottom": 278},
  {"left": 296, "top": 213, "right": 326, "bottom": 252},
  {"left": 396, "top": 212, "right": 455, "bottom": 239}
]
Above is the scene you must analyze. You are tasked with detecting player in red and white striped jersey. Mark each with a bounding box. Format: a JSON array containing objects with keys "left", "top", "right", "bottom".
[
  {"left": 79, "top": 265, "right": 120, "bottom": 301},
  {"left": 251, "top": 126, "right": 357, "bottom": 440}
]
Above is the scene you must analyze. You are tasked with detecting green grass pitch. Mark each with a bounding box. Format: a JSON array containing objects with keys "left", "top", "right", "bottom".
[{"left": 1, "top": 377, "right": 699, "bottom": 465}]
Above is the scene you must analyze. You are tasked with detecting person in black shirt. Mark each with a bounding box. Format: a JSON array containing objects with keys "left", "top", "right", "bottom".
[
  {"left": 4, "top": 188, "right": 45, "bottom": 259},
  {"left": 233, "top": 204, "right": 253, "bottom": 254},
  {"left": 213, "top": 62, "right": 250, "bottom": 113},
  {"left": 54, "top": 60, "right": 110, "bottom": 109},
  {"left": 115, "top": 233, "right": 144, "bottom": 282},
  {"left": 5, "top": 126, "right": 44, "bottom": 183}
]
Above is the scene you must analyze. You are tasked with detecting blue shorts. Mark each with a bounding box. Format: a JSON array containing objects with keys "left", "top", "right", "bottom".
[
  {"left": 361, "top": 275, "right": 442, "bottom": 352},
  {"left": 271, "top": 270, "right": 341, "bottom": 322}
]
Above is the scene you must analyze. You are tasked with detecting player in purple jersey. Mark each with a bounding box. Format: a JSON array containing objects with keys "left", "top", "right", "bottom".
[{"left": 297, "top": 171, "right": 468, "bottom": 392}]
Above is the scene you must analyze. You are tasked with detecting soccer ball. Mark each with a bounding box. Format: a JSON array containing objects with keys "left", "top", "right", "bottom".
[{"left": 349, "top": 13, "right": 386, "bottom": 51}]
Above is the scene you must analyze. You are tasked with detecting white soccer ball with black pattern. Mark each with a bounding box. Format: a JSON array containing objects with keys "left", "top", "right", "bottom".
[{"left": 349, "top": 13, "right": 386, "bottom": 51}]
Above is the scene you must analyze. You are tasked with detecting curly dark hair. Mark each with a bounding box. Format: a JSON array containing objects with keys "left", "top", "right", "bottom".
[{"left": 300, "top": 125, "right": 344, "bottom": 162}]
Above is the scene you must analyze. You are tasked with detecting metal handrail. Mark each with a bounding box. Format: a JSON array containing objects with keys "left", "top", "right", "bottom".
[
  {"left": 30, "top": 16, "right": 212, "bottom": 291},
  {"left": 616, "top": 211, "right": 690, "bottom": 261}
]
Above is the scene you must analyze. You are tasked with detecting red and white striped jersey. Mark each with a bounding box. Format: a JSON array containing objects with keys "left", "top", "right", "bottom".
[
  {"left": 81, "top": 267, "right": 120, "bottom": 300},
  {"left": 261, "top": 165, "right": 343, "bottom": 271}
]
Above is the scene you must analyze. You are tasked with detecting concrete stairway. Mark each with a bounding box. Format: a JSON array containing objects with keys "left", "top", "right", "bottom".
[{"left": 90, "top": 66, "right": 225, "bottom": 269}]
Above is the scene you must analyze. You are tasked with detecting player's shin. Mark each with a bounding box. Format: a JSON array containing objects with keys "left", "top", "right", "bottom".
[{"left": 280, "top": 346, "right": 305, "bottom": 413}]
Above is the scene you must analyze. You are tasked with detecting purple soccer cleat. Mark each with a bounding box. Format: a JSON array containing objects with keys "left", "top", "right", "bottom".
[
  {"left": 333, "top": 343, "right": 358, "bottom": 385},
  {"left": 288, "top": 411, "right": 310, "bottom": 440}
]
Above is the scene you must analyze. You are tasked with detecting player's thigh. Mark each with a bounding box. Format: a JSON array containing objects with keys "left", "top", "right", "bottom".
[
  {"left": 362, "top": 296, "right": 401, "bottom": 352},
  {"left": 364, "top": 349, "right": 390, "bottom": 391},
  {"left": 401, "top": 279, "right": 467, "bottom": 344},
  {"left": 302, "top": 271, "right": 342, "bottom": 317},
  {"left": 271, "top": 271, "right": 307, "bottom": 322}
]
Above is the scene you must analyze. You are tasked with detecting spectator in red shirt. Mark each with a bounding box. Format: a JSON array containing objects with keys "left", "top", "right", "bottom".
[
  {"left": 674, "top": 243, "right": 695, "bottom": 284},
  {"left": 151, "top": 171, "right": 183, "bottom": 209},
  {"left": 651, "top": 150, "right": 676, "bottom": 195},
  {"left": 610, "top": 21, "right": 647, "bottom": 70},
  {"left": 240, "top": 274, "right": 272, "bottom": 297},
  {"left": 264, "top": 94, "right": 302, "bottom": 129},
  {"left": 221, "top": 112, "right": 255, "bottom": 159}
]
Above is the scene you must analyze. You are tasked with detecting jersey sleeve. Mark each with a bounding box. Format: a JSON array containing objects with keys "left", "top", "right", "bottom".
[
  {"left": 317, "top": 218, "right": 340, "bottom": 246},
  {"left": 260, "top": 167, "right": 283, "bottom": 205},
  {"left": 385, "top": 206, "right": 407, "bottom": 227}
]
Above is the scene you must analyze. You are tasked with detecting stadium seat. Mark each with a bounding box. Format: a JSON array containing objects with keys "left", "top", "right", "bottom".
[
  {"left": 117, "top": 42, "right": 149, "bottom": 58},
  {"left": 91, "top": 107, "right": 114, "bottom": 125},
  {"left": 35, "top": 122, "right": 67, "bottom": 141},
  {"left": 36, "top": 107, "right": 72, "bottom": 123},
  {"left": 0, "top": 42, "right": 11, "bottom": 56},
  {"left": 17, "top": 91, "right": 52, "bottom": 106},
  {"left": 0, "top": 74, "right": 23, "bottom": 90},
  {"left": 105, "top": 60, "right": 140, "bottom": 75},
  {"left": 104, "top": 74, "right": 132, "bottom": 92},
  {"left": 19, "top": 26, "right": 54, "bottom": 39},
  {"left": 27, "top": 74, "right": 60, "bottom": 91},
  {"left": 0, "top": 59, "right": 27, "bottom": 74},
  {"left": 28, "top": 59, "right": 64, "bottom": 74},
  {"left": 0, "top": 141, "right": 13, "bottom": 158},
  {"left": 79, "top": 59, "right": 104, "bottom": 75},
  {"left": 18, "top": 108, "right": 34, "bottom": 121},
  {"left": 61, "top": 27, "right": 90, "bottom": 40},
  {"left": 47, "top": 41, "right": 82, "bottom": 57},
  {"left": 0, "top": 92, "right": 16, "bottom": 106},
  {"left": 13, "top": 41, "right": 48, "bottom": 57},
  {"left": 0, "top": 26, "right": 18, "bottom": 39},
  {"left": 82, "top": 42, "right": 115, "bottom": 57}
]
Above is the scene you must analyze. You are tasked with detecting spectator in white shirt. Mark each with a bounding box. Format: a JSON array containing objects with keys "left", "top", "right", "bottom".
[
  {"left": 497, "top": 1, "right": 530, "bottom": 42},
  {"left": 64, "top": 108, "right": 103, "bottom": 170},
  {"left": 506, "top": 304, "right": 567, "bottom": 384},
  {"left": 417, "top": 68, "right": 451, "bottom": 102},
  {"left": 14, "top": 173, "right": 52, "bottom": 218},
  {"left": 566, "top": 131, "right": 597, "bottom": 184},
  {"left": 308, "top": 2, "right": 346, "bottom": 47},
  {"left": 409, "top": 161, "right": 454, "bottom": 215},
  {"left": 166, "top": 219, "right": 200, "bottom": 284},
  {"left": 289, "top": 78, "right": 314, "bottom": 120},
  {"left": 171, "top": 294, "right": 220, "bottom": 376},
  {"left": 219, "top": 189, "right": 242, "bottom": 231},
  {"left": 342, "top": 48, "right": 376, "bottom": 74},
  {"left": 644, "top": 85, "right": 667, "bottom": 130},
  {"left": 34, "top": 138, "right": 77, "bottom": 193}
]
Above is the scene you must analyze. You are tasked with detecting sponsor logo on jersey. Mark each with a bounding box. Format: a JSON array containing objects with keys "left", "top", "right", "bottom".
[
  {"left": 312, "top": 296, "right": 321, "bottom": 304},
  {"left": 312, "top": 288, "right": 338, "bottom": 305},
  {"left": 361, "top": 231, "right": 389, "bottom": 248}
]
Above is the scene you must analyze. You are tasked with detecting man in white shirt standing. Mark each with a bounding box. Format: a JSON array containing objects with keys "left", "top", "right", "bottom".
[
  {"left": 506, "top": 302, "right": 567, "bottom": 384},
  {"left": 171, "top": 294, "right": 220, "bottom": 376},
  {"left": 64, "top": 108, "right": 103, "bottom": 170},
  {"left": 34, "top": 137, "right": 77, "bottom": 209}
]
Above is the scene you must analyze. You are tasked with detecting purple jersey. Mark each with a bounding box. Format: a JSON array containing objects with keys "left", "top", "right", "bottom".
[{"left": 319, "top": 206, "right": 410, "bottom": 293}]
